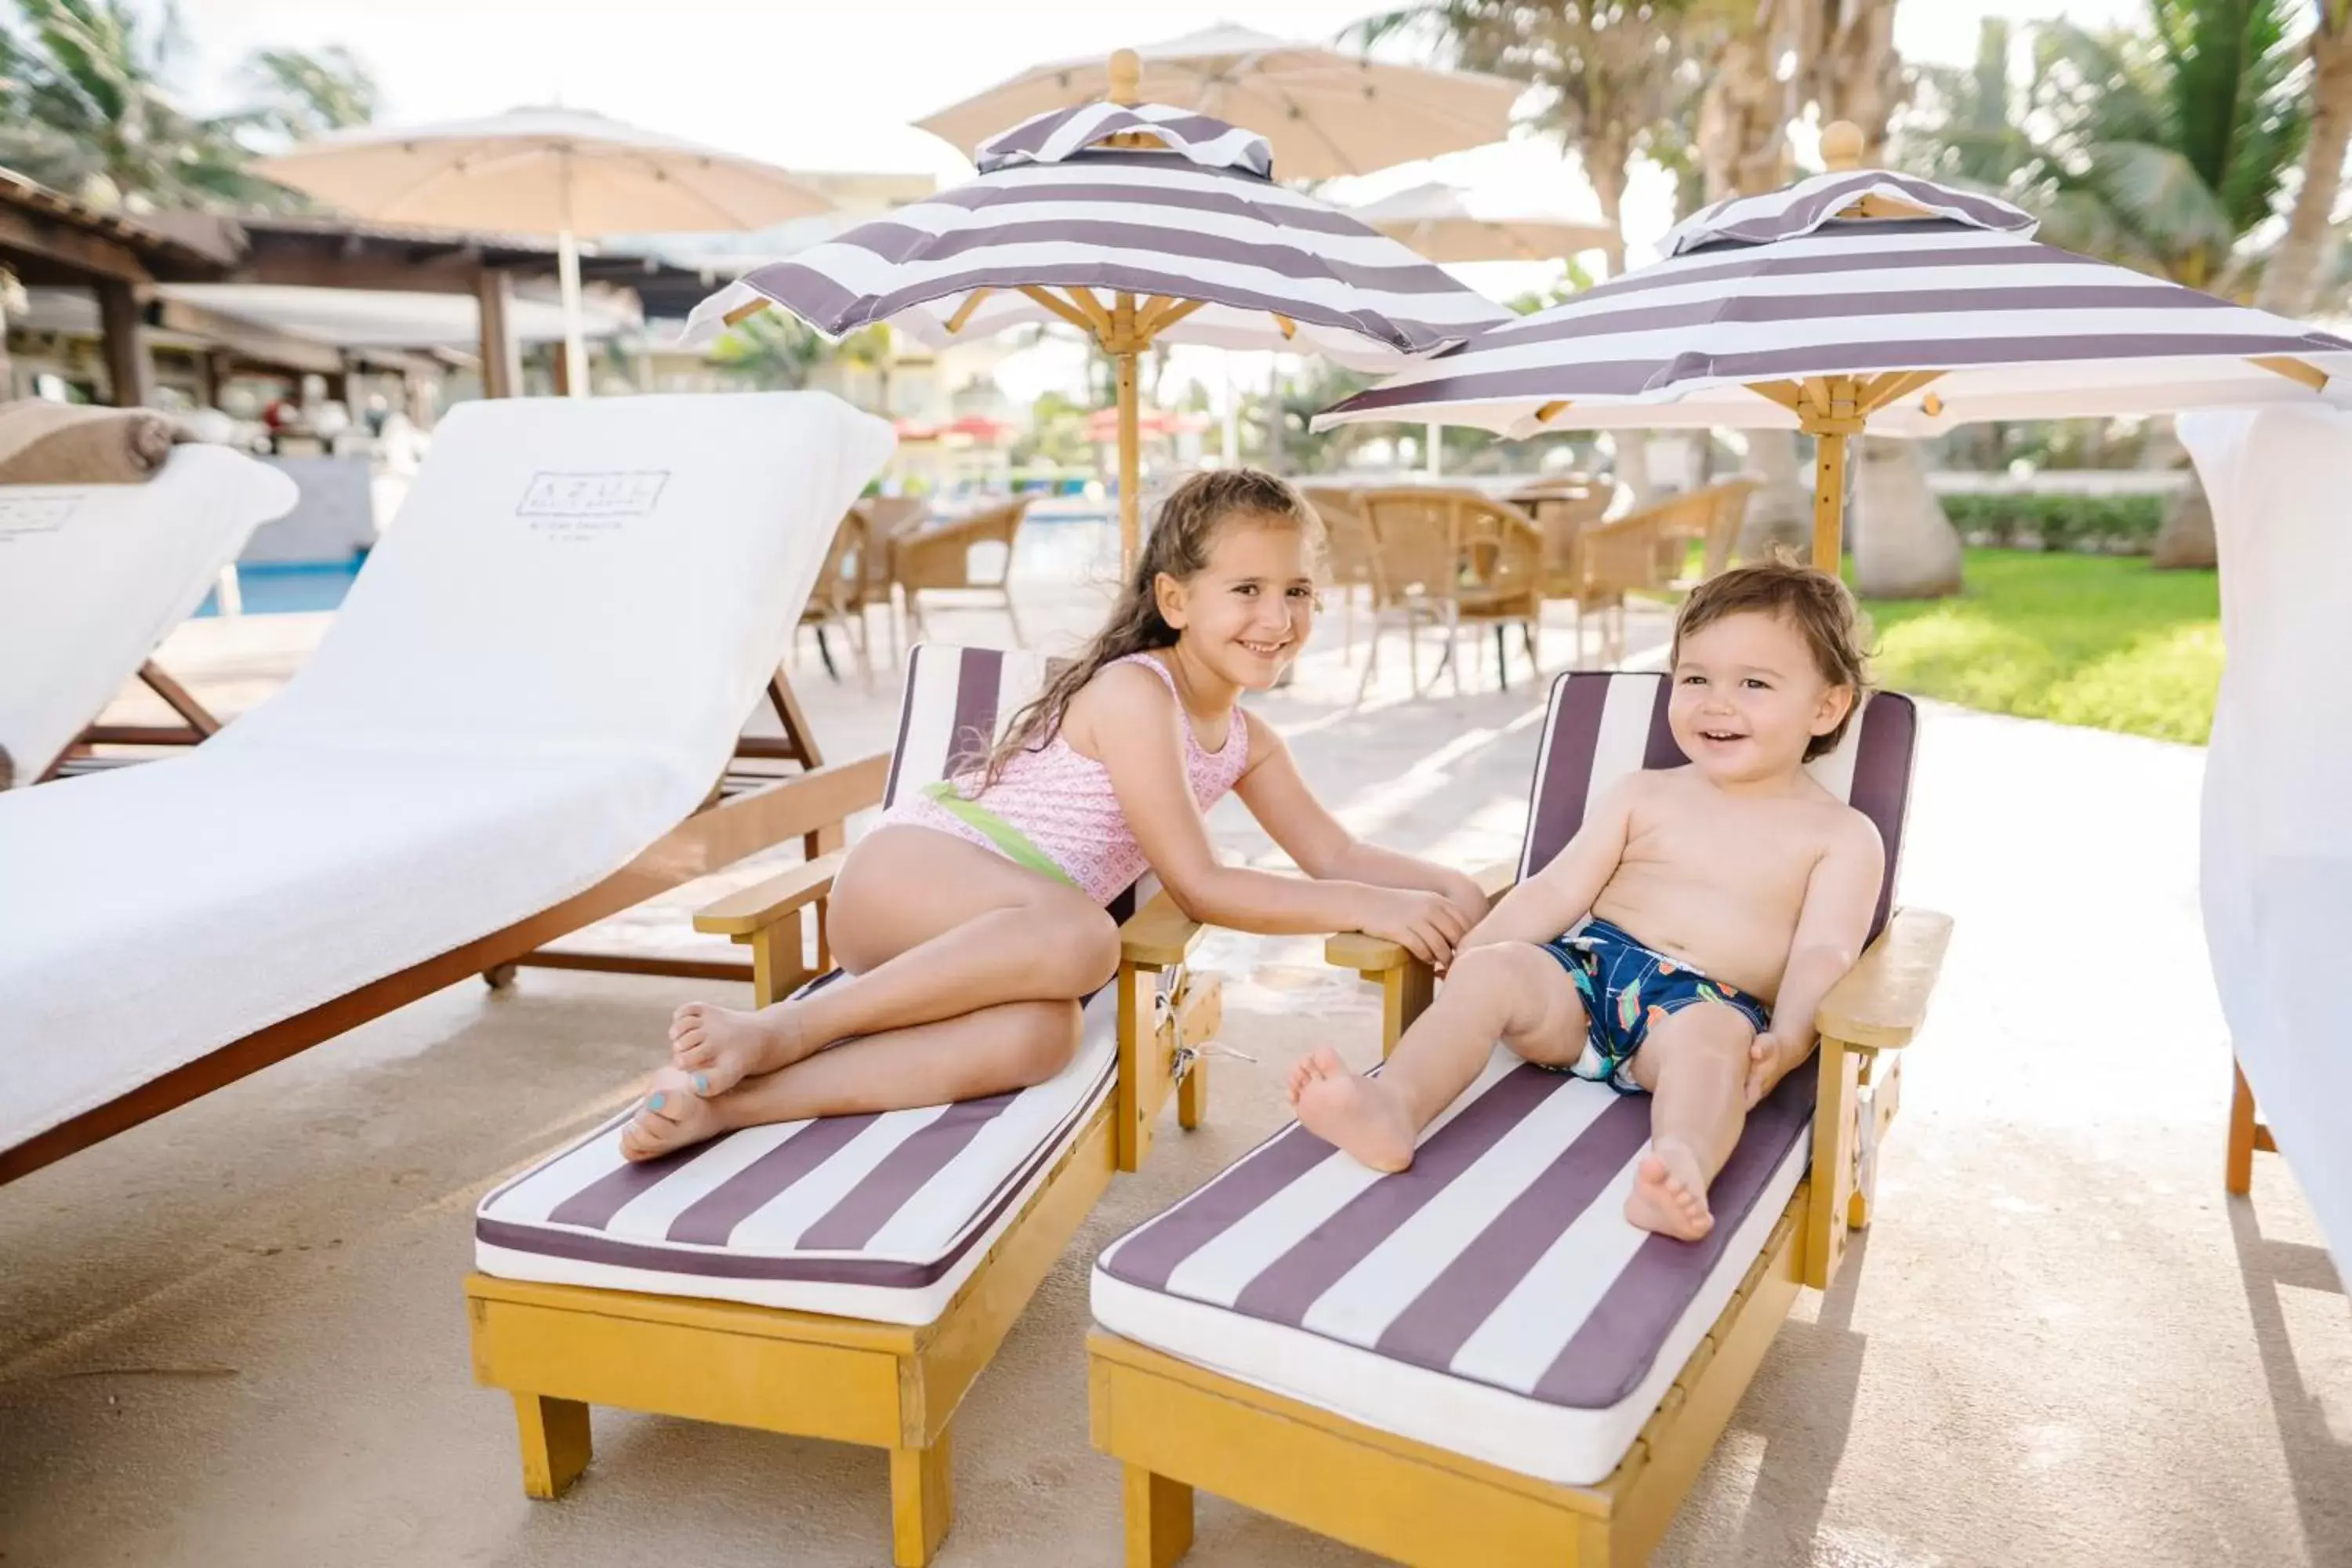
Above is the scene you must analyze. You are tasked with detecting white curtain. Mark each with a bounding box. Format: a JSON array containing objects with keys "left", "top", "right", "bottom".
[{"left": 2180, "top": 406, "right": 2352, "bottom": 1280}]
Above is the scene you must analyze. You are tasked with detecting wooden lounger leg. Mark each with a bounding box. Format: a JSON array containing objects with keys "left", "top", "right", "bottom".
[
  {"left": 2226, "top": 1058, "right": 2259, "bottom": 1196},
  {"left": 1123, "top": 1464, "right": 1194, "bottom": 1568},
  {"left": 510, "top": 1392, "right": 592, "bottom": 1500},
  {"left": 888, "top": 1428, "right": 953, "bottom": 1568},
  {"left": 1377, "top": 964, "right": 1435, "bottom": 1058}
]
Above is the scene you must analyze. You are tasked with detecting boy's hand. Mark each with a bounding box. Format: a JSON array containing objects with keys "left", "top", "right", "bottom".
[
  {"left": 1359, "top": 887, "right": 1471, "bottom": 970},
  {"left": 1744, "top": 1031, "right": 1811, "bottom": 1107}
]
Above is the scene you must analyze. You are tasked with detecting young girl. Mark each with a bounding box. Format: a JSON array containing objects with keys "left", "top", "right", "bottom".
[{"left": 624, "top": 469, "right": 1489, "bottom": 1160}]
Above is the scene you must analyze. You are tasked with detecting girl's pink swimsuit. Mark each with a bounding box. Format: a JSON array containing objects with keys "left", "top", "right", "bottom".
[{"left": 875, "top": 652, "right": 1250, "bottom": 906}]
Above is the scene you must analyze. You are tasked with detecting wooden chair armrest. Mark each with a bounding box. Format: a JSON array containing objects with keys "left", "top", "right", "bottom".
[
  {"left": 1120, "top": 891, "right": 1206, "bottom": 971},
  {"left": 1322, "top": 858, "right": 1520, "bottom": 972},
  {"left": 1815, "top": 907, "right": 1953, "bottom": 1050},
  {"left": 694, "top": 851, "right": 846, "bottom": 937}
]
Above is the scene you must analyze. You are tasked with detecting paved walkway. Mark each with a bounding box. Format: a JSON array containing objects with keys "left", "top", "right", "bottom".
[{"left": 2, "top": 591, "right": 2344, "bottom": 1567}]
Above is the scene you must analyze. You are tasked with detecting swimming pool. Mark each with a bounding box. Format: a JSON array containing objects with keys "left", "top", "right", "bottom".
[{"left": 197, "top": 559, "right": 365, "bottom": 616}]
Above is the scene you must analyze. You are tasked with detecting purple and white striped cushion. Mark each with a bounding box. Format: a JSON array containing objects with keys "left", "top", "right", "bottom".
[
  {"left": 1088, "top": 673, "right": 1918, "bottom": 1485},
  {"left": 476, "top": 642, "right": 1145, "bottom": 1325},
  {"left": 1521, "top": 673, "right": 1915, "bottom": 937}
]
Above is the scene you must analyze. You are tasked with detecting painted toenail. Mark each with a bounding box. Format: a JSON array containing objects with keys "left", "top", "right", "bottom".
[
  {"left": 648, "top": 1092, "right": 666, "bottom": 1111},
  {"left": 692, "top": 1073, "right": 710, "bottom": 1096}
]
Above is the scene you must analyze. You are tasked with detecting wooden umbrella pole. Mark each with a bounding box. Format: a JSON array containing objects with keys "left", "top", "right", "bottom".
[
  {"left": 1114, "top": 291, "right": 1142, "bottom": 572},
  {"left": 1800, "top": 374, "right": 1864, "bottom": 570}
]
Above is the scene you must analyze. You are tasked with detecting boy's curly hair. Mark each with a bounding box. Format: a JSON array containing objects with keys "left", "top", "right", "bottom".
[{"left": 1671, "top": 557, "right": 1871, "bottom": 761}]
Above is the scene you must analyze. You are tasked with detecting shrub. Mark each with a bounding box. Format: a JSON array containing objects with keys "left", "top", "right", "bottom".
[{"left": 1936, "top": 492, "right": 2168, "bottom": 554}]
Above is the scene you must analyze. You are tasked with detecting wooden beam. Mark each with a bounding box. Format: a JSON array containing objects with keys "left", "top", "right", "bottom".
[
  {"left": 944, "top": 287, "right": 993, "bottom": 333},
  {"left": 153, "top": 296, "right": 345, "bottom": 377},
  {"left": 1137, "top": 296, "right": 1206, "bottom": 341},
  {"left": 2250, "top": 355, "right": 2327, "bottom": 392},
  {"left": 1746, "top": 379, "right": 1807, "bottom": 416},
  {"left": 477, "top": 269, "right": 521, "bottom": 399},
  {"left": 96, "top": 278, "right": 151, "bottom": 408},
  {"left": 228, "top": 232, "right": 488, "bottom": 295},
  {"left": 0, "top": 203, "right": 151, "bottom": 284},
  {"left": 1017, "top": 284, "right": 1098, "bottom": 335}
]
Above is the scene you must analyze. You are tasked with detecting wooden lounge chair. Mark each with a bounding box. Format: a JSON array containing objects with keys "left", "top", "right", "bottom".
[
  {"left": 1353, "top": 487, "right": 1546, "bottom": 699},
  {"left": 466, "top": 641, "right": 1221, "bottom": 1568},
  {"left": 1089, "top": 670, "right": 1951, "bottom": 1567},
  {"left": 0, "top": 392, "right": 895, "bottom": 1185},
  {"left": 0, "top": 443, "right": 297, "bottom": 786},
  {"left": 893, "top": 494, "right": 1034, "bottom": 648}
]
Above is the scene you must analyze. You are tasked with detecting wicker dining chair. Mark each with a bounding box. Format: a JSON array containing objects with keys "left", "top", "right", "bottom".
[
  {"left": 891, "top": 494, "right": 1035, "bottom": 648},
  {"left": 1351, "top": 487, "right": 1544, "bottom": 699}
]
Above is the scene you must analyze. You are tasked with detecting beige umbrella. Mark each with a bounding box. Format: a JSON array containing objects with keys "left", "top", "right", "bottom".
[
  {"left": 255, "top": 107, "right": 834, "bottom": 397},
  {"left": 914, "top": 24, "right": 1524, "bottom": 181},
  {"left": 1348, "top": 180, "right": 1613, "bottom": 476}
]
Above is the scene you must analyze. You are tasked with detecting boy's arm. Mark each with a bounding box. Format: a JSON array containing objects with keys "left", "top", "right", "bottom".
[
  {"left": 1461, "top": 779, "right": 1638, "bottom": 951},
  {"left": 1758, "top": 812, "right": 1887, "bottom": 1071}
]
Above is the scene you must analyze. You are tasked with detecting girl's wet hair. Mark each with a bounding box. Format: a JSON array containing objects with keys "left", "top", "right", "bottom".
[
  {"left": 1671, "top": 557, "right": 1871, "bottom": 761},
  {"left": 971, "top": 468, "right": 1320, "bottom": 789}
]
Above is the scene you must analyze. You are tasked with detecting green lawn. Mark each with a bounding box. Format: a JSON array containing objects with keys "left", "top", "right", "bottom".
[{"left": 1854, "top": 550, "right": 2220, "bottom": 745}]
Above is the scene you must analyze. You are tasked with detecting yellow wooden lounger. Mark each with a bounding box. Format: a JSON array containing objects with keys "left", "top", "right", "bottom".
[{"left": 1089, "top": 670, "right": 1950, "bottom": 1566}]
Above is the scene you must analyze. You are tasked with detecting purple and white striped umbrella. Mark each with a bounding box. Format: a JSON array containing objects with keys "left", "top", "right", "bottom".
[
  {"left": 1316, "top": 162, "right": 2352, "bottom": 440},
  {"left": 681, "top": 98, "right": 1508, "bottom": 370}
]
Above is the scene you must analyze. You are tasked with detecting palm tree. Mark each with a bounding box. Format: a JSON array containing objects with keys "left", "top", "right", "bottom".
[
  {"left": 2257, "top": 0, "right": 2352, "bottom": 316},
  {"left": 0, "top": 0, "right": 379, "bottom": 212},
  {"left": 1903, "top": 2, "right": 2311, "bottom": 568}
]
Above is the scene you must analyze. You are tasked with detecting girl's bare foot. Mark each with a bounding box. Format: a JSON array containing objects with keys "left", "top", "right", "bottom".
[
  {"left": 1625, "top": 1138, "right": 1713, "bottom": 1240},
  {"left": 621, "top": 1067, "right": 734, "bottom": 1162},
  {"left": 670, "top": 1001, "right": 808, "bottom": 1098},
  {"left": 1291, "top": 1047, "right": 1417, "bottom": 1173}
]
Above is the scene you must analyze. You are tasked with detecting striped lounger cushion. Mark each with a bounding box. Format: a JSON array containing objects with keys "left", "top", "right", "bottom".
[
  {"left": 477, "top": 644, "right": 1145, "bottom": 1327},
  {"left": 1091, "top": 673, "right": 1915, "bottom": 1486}
]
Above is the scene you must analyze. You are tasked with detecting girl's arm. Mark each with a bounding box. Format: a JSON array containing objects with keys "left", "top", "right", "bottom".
[
  {"left": 1459, "top": 778, "right": 1639, "bottom": 951},
  {"left": 1228, "top": 713, "right": 1489, "bottom": 920},
  {"left": 1071, "top": 667, "right": 1469, "bottom": 964}
]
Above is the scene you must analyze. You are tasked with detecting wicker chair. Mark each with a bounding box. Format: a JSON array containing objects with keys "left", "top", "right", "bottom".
[
  {"left": 1509, "top": 474, "right": 1615, "bottom": 602},
  {"left": 891, "top": 494, "right": 1035, "bottom": 648},
  {"left": 796, "top": 506, "right": 877, "bottom": 688},
  {"left": 1298, "top": 485, "right": 1380, "bottom": 658},
  {"left": 1352, "top": 487, "right": 1544, "bottom": 699},
  {"left": 1641, "top": 477, "right": 1759, "bottom": 586},
  {"left": 851, "top": 496, "right": 928, "bottom": 667}
]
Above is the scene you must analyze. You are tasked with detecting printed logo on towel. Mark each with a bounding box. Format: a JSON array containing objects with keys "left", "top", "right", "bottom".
[
  {"left": 517, "top": 470, "right": 670, "bottom": 538},
  {"left": 0, "top": 495, "right": 82, "bottom": 540}
]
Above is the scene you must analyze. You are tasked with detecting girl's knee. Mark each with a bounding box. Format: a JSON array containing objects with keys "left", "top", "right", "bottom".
[{"left": 1002, "top": 999, "right": 1085, "bottom": 1083}]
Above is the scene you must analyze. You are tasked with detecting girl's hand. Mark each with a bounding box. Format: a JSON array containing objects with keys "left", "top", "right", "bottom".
[
  {"left": 1359, "top": 887, "right": 1472, "bottom": 970},
  {"left": 1437, "top": 871, "right": 1490, "bottom": 929}
]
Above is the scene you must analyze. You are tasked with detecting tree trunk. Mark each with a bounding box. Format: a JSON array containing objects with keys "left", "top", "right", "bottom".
[
  {"left": 2257, "top": 6, "right": 2352, "bottom": 318},
  {"left": 1809, "top": 2, "right": 1962, "bottom": 595},
  {"left": 1853, "top": 436, "right": 1963, "bottom": 596},
  {"left": 1588, "top": 143, "right": 1659, "bottom": 509},
  {"left": 2147, "top": 415, "right": 2217, "bottom": 568},
  {"left": 1700, "top": 21, "right": 1809, "bottom": 556}
]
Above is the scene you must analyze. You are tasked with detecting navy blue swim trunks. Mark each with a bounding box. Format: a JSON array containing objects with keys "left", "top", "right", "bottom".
[{"left": 1538, "top": 918, "right": 1772, "bottom": 1093}]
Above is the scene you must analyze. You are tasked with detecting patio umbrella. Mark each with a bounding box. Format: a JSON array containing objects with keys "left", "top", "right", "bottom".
[
  {"left": 684, "top": 52, "right": 1511, "bottom": 568},
  {"left": 254, "top": 107, "right": 834, "bottom": 398},
  {"left": 1346, "top": 180, "right": 1614, "bottom": 477},
  {"left": 913, "top": 24, "right": 1524, "bottom": 181},
  {"left": 1314, "top": 122, "right": 2352, "bottom": 569}
]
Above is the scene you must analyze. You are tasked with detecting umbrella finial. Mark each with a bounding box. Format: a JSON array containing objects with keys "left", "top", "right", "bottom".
[
  {"left": 1109, "top": 48, "right": 1142, "bottom": 106},
  {"left": 1821, "top": 120, "right": 1867, "bottom": 171}
]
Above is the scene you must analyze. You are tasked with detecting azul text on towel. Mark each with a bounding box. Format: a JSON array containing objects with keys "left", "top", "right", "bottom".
[{"left": 517, "top": 470, "right": 670, "bottom": 538}]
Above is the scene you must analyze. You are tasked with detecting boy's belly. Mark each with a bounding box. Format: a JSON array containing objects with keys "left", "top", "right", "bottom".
[{"left": 1588, "top": 879, "right": 1795, "bottom": 1001}]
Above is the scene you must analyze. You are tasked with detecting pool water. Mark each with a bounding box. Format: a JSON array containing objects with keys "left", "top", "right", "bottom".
[{"left": 196, "top": 559, "right": 364, "bottom": 616}]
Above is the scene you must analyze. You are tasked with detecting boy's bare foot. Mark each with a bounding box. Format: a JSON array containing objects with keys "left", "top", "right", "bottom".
[
  {"left": 1291, "top": 1047, "right": 1417, "bottom": 1173},
  {"left": 1625, "top": 1138, "right": 1713, "bottom": 1240},
  {"left": 620, "top": 1067, "right": 734, "bottom": 1162},
  {"left": 670, "top": 1001, "right": 808, "bottom": 1098},
  {"left": 1744, "top": 1029, "right": 1811, "bottom": 1108}
]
